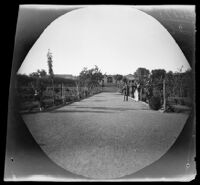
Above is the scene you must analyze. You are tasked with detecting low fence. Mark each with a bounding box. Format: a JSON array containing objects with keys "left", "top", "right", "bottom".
[
  {"left": 17, "top": 85, "right": 103, "bottom": 112},
  {"left": 167, "top": 97, "right": 192, "bottom": 107}
]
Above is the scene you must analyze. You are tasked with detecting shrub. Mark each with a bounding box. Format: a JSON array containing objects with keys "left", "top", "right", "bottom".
[
  {"left": 54, "top": 98, "right": 63, "bottom": 105},
  {"left": 149, "top": 96, "right": 162, "bottom": 110},
  {"left": 165, "top": 101, "right": 175, "bottom": 112}
]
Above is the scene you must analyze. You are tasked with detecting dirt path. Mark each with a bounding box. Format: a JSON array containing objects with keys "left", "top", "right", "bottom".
[{"left": 22, "top": 92, "right": 188, "bottom": 179}]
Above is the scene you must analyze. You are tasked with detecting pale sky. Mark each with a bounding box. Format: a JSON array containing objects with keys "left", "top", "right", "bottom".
[{"left": 17, "top": 6, "right": 191, "bottom": 76}]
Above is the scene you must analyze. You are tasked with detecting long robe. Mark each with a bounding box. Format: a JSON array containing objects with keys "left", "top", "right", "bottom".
[{"left": 134, "top": 88, "right": 139, "bottom": 101}]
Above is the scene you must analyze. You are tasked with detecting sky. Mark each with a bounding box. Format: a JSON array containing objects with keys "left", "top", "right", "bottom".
[{"left": 17, "top": 5, "right": 191, "bottom": 76}]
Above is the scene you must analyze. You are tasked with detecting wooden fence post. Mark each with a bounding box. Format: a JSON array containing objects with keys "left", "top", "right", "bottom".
[
  {"left": 76, "top": 82, "right": 80, "bottom": 100},
  {"left": 163, "top": 79, "right": 166, "bottom": 111},
  {"left": 60, "top": 83, "right": 62, "bottom": 98},
  {"left": 52, "top": 78, "right": 55, "bottom": 105}
]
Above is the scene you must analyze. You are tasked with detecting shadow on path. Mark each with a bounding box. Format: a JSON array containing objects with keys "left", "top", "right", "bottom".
[
  {"left": 73, "top": 106, "right": 149, "bottom": 111},
  {"left": 50, "top": 110, "right": 115, "bottom": 114}
]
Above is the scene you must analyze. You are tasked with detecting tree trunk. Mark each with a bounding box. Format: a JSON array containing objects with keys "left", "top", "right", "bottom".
[
  {"left": 61, "top": 83, "right": 62, "bottom": 98},
  {"left": 76, "top": 82, "right": 80, "bottom": 100}
]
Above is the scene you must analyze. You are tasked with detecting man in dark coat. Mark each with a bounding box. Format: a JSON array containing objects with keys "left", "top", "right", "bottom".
[
  {"left": 123, "top": 83, "right": 129, "bottom": 101},
  {"left": 122, "top": 84, "right": 126, "bottom": 101},
  {"left": 126, "top": 83, "right": 130, "bottom": 101}
]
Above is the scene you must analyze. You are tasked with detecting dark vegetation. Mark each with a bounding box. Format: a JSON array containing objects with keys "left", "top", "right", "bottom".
[{"left": 16, "top": 50, "right": 193, "bottom": 113}]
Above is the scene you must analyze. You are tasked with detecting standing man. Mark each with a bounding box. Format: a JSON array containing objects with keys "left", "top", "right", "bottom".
[
  {"left": 131, "top": 81, "right": 136, "bottom": 98},
  {"left": 122, "top": 83, "right": 126, "bottom": 101},
  {"left": 125, "top": 82, "right": 130, "bottom": 101}
]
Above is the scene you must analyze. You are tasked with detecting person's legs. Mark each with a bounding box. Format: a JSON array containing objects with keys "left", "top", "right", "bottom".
[
  {"left": 39, "top": 96, "right": 43, "bottom": 111},
  {"left": 38, "top": 101, "right": 42, "bottom": 111},
  {"left": 126, "top": 95, "right": 128, "bottom": 101}
]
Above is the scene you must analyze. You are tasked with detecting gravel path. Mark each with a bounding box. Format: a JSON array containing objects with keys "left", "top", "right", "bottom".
[{"left": 22, "top": 92, "right": 188, "bottom": 179}]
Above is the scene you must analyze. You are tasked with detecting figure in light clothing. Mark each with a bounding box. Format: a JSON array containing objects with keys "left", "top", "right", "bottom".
[{"left": 134, "top": 84, "right": 139, "bottom": 101}]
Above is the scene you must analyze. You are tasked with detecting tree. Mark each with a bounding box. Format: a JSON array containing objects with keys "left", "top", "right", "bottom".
[
  {"left": 78, "top": 66, "right": 104, "bottom": 97},
  {"left": 47, "top": 49, "right": 55, "bottom": 103},
  {"left": 38, "top": 69, "right": 47, "bottom": 77},
  {"left": 113, "top": 74, "right": 123, "bottom": 84},
  {"left": 134, "top": 68, "right": 150, "bottom": 101},
  {"left": 181, "top": 69, "right": 193, "bottom": 99},
  {"left": 165, "top": 71, "right": 175, "bottom": 97},
  {"left": 29, "top": 69, "right": 47, "bottom": 78},
  {"left": 17, "top": 74, "right": 33, "bottom": 87},
  {"left": 29, "top": 69, "right": 48, "bottom": 93},
  {"left": 47, "top": 49, "right": 54, "bottom": 78},
  {"left": 176, "top": 65, "right": 184, "bottom": 97},
  {"left": 122, "top": 77, "right": 128, "bottom": 84},
  {"left": 79, "top": 65, "right": 104, "bottom": 89},
  {"left": 29, "top": 71, "right": 40, "bottom": 78},
  {"left": 134, "top": 67, "right": 150, "bottom": 85},
  {"left": 150, "top": 69, "right": 166, "bottom": 83}
]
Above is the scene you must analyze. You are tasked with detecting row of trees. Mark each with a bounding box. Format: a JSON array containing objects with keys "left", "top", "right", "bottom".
[
  {"left": 125, "top": 67, "right": 193, "bottom": 110},
  {"left": 16, "top": 50, "right": 105, "bottom": 110},
  {"left": 17, "top": 49, "right": 193, "bottom": 111},
  {"left": 132, "top": 67, "right": 193, "bottom": 98}
]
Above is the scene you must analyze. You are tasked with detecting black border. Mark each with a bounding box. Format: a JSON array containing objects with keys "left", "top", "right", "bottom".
[{"left": 1, "top": 1, "right": 198, "bottom": 183}]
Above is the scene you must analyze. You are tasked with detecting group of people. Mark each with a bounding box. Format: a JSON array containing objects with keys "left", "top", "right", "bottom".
[{"left": 122, "top": 82, "right": 139, "bottom": 102}]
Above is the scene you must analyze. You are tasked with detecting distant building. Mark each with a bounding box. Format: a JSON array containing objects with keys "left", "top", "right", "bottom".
[{"left": 103, "top": 75, "right": 116, "bottom": 85}]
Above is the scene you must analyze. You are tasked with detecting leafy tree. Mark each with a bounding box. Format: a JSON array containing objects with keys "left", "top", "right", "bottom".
[
  {"left": 181, "top": 69, "right": 193, "bottom": 98},
  {"left": 17, "top": 74, "right": 33, "bottom": 86},
  {"left": 173, "top": 69, "right": 193, "bottom": 98},
  {"left": 149, "top": 69, "right": 166, "bottom": 101},
  {"left": 113, "top": 74, "right": 123, "bottom": 83},
  {"left": 29, "top": 69, "right": 47, "bottom": 78},
  {"left": 29, "top": 72, "right": 40, "bottom": 78},
  {"left": 38, "top": 69, "right": 47, "bottom": 77},
  {"left": 133, "top": 68, "right": 150, "bottom": 101},
  {"left": 150, "top": 69, "right": 166, "bottom": 83},
  {"left": 122, "top": 77, "right": 128, "bottom": 84},
  {"left": 165, "top": 71, "right": 174, "bottom": 97},
  {"left": 134, "top": 67, "right": 150, "bottom": 85},
  {"left": 79, "top": 65, "right": 104, "bottom": 89}
]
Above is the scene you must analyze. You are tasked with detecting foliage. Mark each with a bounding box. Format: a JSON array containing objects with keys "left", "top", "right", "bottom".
[
  {"left": 53, "top": 77, "right": 76, "bottom": 86},
  {"left": 17, "top": 74, "right": 35, "bottom": 87},
  {"left": 78, "top": 65, "right": 104, "bottom": 88},
  {"left": 149, "top": 96, "right": 162, "bottom": 110},
  {"left": 148, "top": 69, "right": 166, "bottom": 98},
  {"left": 181, "top": 69, "right": 193, "bottom": 98},
  {"left": 134, "top": 67, "right": 150, "bottom": 85},
  {"left": 113, "top": 74, "right": 123, "bottom": 83},
  {"left": 47, "top": 49, "right": 54, "bottom": 78},
  {"left": 122, "top": 77, "right": 127, "bottom": 84},
  {"left": 29, "top": 69, "right": 47, "bottom": 78},
  {"left": 151, "top": 69, "right": 166, "bottom": 84},
  {"left": 165, "top": 69, "right": 193, "bottom": 99}
]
